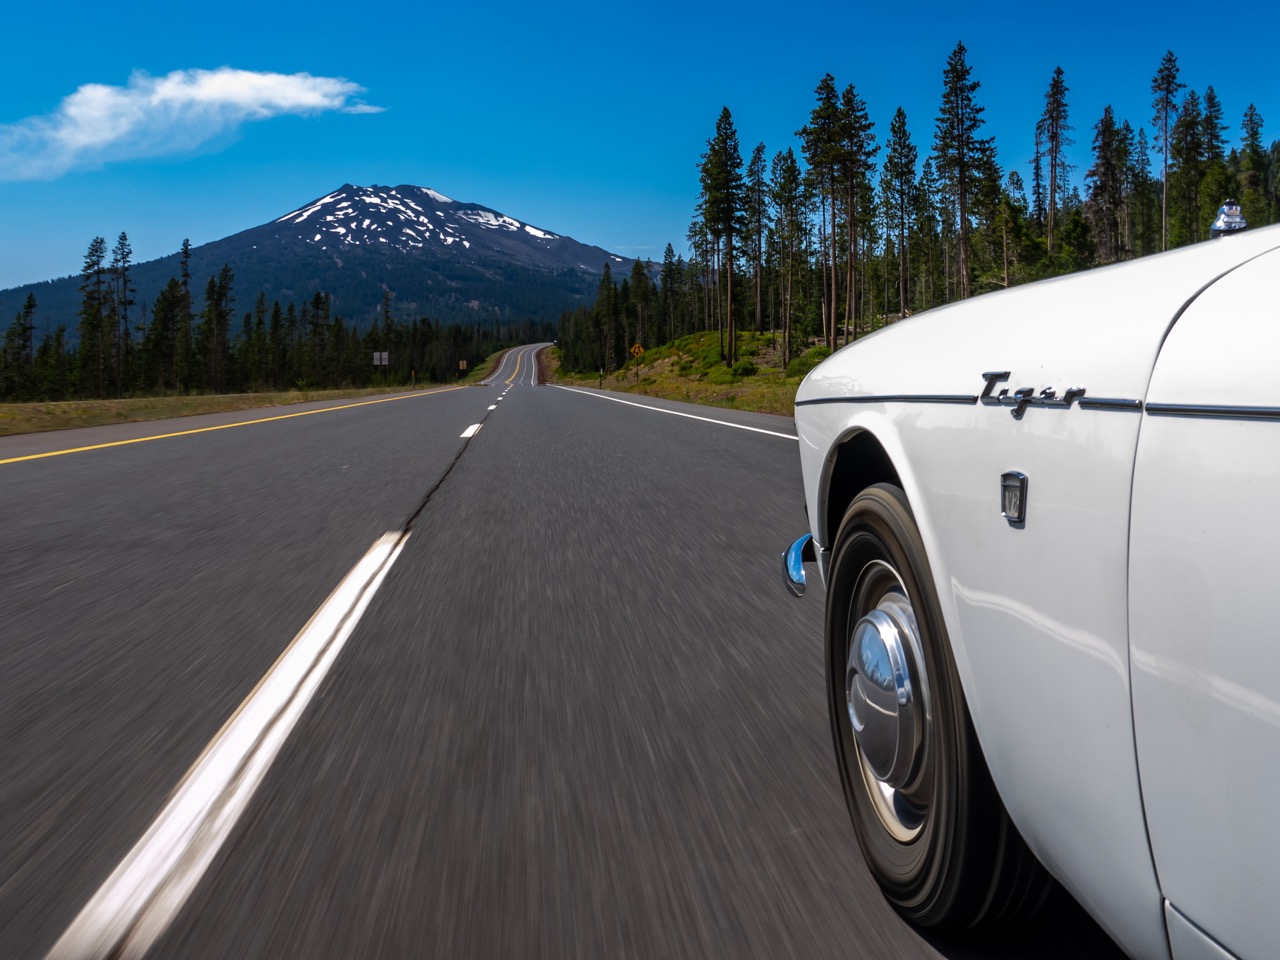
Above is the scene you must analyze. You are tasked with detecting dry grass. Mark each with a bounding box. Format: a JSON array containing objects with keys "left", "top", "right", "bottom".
[
  {"left": 0, "top": 346, "right": 526, "bottom": 438},
  {"left": 0, "top": 386, "right": 447, "bottom": 437}
]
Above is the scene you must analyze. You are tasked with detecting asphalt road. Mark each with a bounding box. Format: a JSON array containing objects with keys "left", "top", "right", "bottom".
[{"left": 0, "top": 345, "right": 1124, "bottom": 959}]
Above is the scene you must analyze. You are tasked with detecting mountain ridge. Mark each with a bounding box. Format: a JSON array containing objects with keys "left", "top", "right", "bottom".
[{"left": 1, "top": 183, "right": 631, "bottom": 331}]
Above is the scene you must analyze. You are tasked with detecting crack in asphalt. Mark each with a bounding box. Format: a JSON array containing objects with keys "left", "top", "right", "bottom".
[{"left": 401, "top": 388, "right": 499, "bottom": 533}]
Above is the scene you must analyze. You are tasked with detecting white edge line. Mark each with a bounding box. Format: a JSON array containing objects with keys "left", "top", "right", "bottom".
[
  {"left": 551, "top": 385, "right": 797, "bottom": 440},
  {"left": 47, "top": 533, "right": 409, "bottom": 960},
  {"left": 460, "top": 423, "right": 482, "bottom": 438}
]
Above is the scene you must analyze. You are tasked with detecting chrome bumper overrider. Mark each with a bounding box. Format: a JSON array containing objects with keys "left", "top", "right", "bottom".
[{"left": 782, "top": 533, "right": 816, "bottom": 598}]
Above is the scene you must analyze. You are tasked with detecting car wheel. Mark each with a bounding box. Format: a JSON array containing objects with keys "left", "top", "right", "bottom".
[{"left": 826, "top": 483, "right": 1051, "bottom": 928}]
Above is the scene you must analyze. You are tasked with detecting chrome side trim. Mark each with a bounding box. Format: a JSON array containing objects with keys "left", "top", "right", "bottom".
[
  {"left": 1078, "top": 397, "right": 1144, "bottom": 411},
  {"left": 797, "top": 393, "right": 1144, "bottom": 412},
  {"left": 795, "top": 395, "right": 979, "bottom": 407},
  {"left": 782, "top": 534, "right": 816, "bottom": 598},
  {"left": 1145, "top": 402, "right": 1280, "bottom": 421}
]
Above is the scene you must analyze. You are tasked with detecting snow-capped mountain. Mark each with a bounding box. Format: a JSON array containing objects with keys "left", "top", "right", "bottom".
[
  {"left": 2, "top": 184, "right": 632, "bottom": 328},
  {"left": 270, "top": 184, "right": 627, "bottom": 274}
]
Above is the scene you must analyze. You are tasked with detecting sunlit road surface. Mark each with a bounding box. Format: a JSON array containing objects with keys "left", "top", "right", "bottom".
[{"left": 0, "top": 345, "right": 1124, "bottom": 959}]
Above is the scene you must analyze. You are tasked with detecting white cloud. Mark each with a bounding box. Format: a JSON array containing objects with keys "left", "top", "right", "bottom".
[{"left": 0, "top": 67, "right": 383, "bottom": 180}]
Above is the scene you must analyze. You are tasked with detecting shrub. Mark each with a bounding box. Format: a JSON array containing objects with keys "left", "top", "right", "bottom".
[
  {"left": 785, "top": 345, "right": 833, "bottom": 379},
  {"left": 732, "top": 358, "right": 758, "bottom": 377}
]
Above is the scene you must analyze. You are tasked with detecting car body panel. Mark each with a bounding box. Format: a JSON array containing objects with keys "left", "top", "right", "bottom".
[
  {"left": 793, "top": 225, "right": 1280, "bottom": 959},
  {"left": 1165, "top": 902, "right": 1241, "bottom": 960},
  {"left": 1130, "top": 248, "right": 1280, "bottom": 960}
]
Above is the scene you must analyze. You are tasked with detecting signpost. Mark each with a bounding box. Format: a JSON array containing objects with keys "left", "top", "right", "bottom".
[{"left": 630, "top": 343, "right": 643, "bottom": 358}]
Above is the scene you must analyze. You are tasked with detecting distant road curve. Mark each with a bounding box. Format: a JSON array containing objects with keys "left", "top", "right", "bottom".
[{"left": 479, "top": 343, "right": 549, "bottom": 387}]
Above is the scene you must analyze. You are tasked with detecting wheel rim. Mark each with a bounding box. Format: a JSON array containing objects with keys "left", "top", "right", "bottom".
[{"left": 846, "top": 559, "right": 932, "bottom": 842}]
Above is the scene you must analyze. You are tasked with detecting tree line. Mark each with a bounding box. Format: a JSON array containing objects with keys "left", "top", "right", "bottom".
[
  {"left": 557, "top": 45, "right": 1278, "bottom": 375},
  {"left": 1, "top": 234, "right": 555, "bottom": 402}
]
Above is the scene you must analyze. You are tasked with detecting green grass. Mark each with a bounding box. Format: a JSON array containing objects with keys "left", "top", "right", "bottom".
[{"left": 549, "top": 332, "right": 821, "bottom": 417}]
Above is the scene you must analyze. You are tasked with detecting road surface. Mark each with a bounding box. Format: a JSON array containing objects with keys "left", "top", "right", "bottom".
[{"left": 0, "top": 345, "right": 1123, "bottom": 958}]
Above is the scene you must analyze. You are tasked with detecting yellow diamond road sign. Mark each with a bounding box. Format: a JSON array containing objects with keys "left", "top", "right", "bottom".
[{"left": 630, "top": 343, "right": 643, "bottom": 358}]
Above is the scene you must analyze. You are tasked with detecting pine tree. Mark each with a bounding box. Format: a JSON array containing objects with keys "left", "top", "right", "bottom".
[
  {"left": 1030, "top": 129, "right": 1046, "bottom": 233},
  {"left": 882, "top": 107, "right": 917, "bottom": 316},
  {"left": 1130, "top": 126, "right": 1158, "bottom": 255},
  {"left": 594, "top": 262, "right": 615, "bottom": 371},
  {"left": 699, "top": 107, "right": 745, "bottom": 364},
  {"left": 837, "top": 83, "right": 877, "bottom": 341},
  {"left": 1240, "top": 105, "right": 1267, "bottom": 227},
  {"left": 1201, "top": 87, "right": 1227, "bottom": 163},
  {"left": 744, "top": 142, "right": 769, "bottom": 335},
  {"left": 770, "top": 148, "right": 804, "bottom": 363},
  {"left": 1087, "top": 106, "right": 1124, "bottom": 263},
  {"left": 109, "top": 232, "right": 135, "bottom": 395},
  {"left": 798, "top": 74, "right": 842, "bottom": 347},
  {"left": 933, "top": 41, "right": 993, "bottom": 299},
  {"left": 1037, "top": 67, "right": 1074, "bottom": 254},
  {"left": 915, "top": 158, "right": 944, "bottom": 307},
  {"left": 1169, "top": 90, "right": 1205, "bottom": 245},
  {"left": 78, "top": 237, "right": 109, "bottom": 397},
  {"left": 1150, "top": 51, "right": 1185, "bottom": 250},
  {"left": 628, "top": 257, "right": 653, "bottom": 348},
  {"left": 178, "top": 238, "right": 193, "bottom": 391},
  {"left": 659, "top": 243, "right": 678, "bottom": 345},
  {"left": 1, "top": 294, "right": 38, "bottom": 400}
]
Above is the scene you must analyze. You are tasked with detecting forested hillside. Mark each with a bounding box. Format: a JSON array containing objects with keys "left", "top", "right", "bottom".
[
  {"left": 0, "top": 240, "right": 554, "bottom": 401},
  {"left": 557, "top": 45, "right": 1279, "bottom": 374}
]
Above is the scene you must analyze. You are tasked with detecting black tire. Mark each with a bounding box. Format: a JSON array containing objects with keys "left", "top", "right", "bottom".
[{"left": 826, "top": 483, "right": 1052, "bottom": 928}]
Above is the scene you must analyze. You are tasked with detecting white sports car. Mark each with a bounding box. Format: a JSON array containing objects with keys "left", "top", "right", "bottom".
[{"left": 783, "top": 226, "right": 1280, "bottom": 960}]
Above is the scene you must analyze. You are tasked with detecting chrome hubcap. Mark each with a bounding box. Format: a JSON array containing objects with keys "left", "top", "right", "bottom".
[{"left": 847, "top": 560, "right": 930, "bottom": 841}]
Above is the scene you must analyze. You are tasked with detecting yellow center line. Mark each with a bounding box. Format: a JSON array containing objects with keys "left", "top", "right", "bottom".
[
  {"left": 0, "top": 385, "right": 469, "bottom": 466},
  {"left": 504, "top": 348, "right": 524, "bottom": 385}
]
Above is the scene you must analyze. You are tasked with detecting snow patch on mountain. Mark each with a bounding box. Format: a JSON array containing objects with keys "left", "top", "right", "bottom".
[{"left": 270, "top": 184, "right": 562, "bottom": 257}]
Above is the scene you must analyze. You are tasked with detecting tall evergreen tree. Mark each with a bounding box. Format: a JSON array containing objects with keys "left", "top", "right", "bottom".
[
  {"left": 933, "top": 41, "right": 992, "bottom": 299},
  {"left": 1037, "top": 67, "right": 1074, "bottom": 254},
  {"left": 1150, "top": 51, "right": 1185, "bottom": 250},
  {"left": 1201, "top": 87, "right": 1227, "bottom": 163},
  {"left": 1, "top": 294, "right": 38, "bottom": 400},
  {"left": 837, "top": 83, "right": 877, "bottom": 341},
  {"left": 798, "top": 74, "right": 842, "bottom": 347},
  {"left": 178, "top": 238, "right": 193, "bottom": 391},
  {"left": 882, "top": 107, "right": 918, "bottom": 316},
  {"left": 1239, "top": 105, "right": 1267, "bottom": 226},
  {"left": 770, "top": 147, "right": 805, "bottom": 363},
  {"left": 1087, "top": 106, "right": 1125, "bottom": 263},
  {"left": 77, "top": 236, "right": 109, "bottom": 397},
  {"left": 110, "top": 232, "right": 135, "bottom": 395},
  {"left": 699, "top": 107, "right": 745, "bottom": 363},
  {"left": 1030, "top": 128, "right": 1046, "bottom": 232},
  {"left": 1169, "top": 89, "right": 1205, "bottom": 245},
  {"left": 744, "top": 142, "right": 769, "bottom": 335}
]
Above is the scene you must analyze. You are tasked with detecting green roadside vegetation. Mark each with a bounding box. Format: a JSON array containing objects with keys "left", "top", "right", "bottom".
[{"left": 548, "top": 331, "right": 830, "bottom": 417}]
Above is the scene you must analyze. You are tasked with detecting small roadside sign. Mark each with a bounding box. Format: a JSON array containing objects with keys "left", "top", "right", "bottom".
[
  {"left": 459, "top": 360, "right": 468, "bottom": 371},
  {"left": 630, "top": 343, "right": 643, "bottom": 358},
  {"left": 372, "top": 352, "right": 389, "bottom": 366}
]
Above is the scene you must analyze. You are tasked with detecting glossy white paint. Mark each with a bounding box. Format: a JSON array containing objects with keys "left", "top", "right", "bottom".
[
  {"left": 793, "top": 225, "right": 1280, "bottom": 960},
  {"left": 1165, "top": 903, "right": 1241, "bottom": 960},
  {"left": 1129, "top": 248, "right": 1280, "bottom": 960}
]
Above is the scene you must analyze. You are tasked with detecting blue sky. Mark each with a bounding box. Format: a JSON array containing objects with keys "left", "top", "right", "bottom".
[{"left": 2, "top": 0, "right": 1277, "bottom": 291}]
